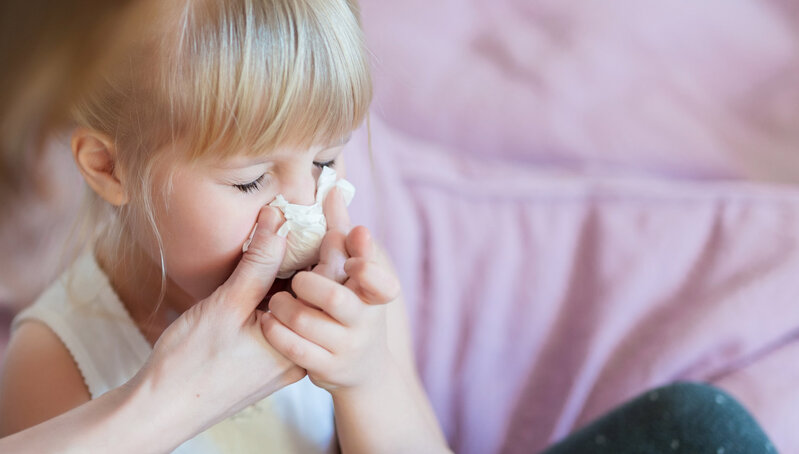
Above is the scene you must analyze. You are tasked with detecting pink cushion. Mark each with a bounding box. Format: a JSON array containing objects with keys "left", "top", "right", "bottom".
[
  {"left": 2, "top": 2, "right": 798, "bottom": 451},
  {"left": 352, "top": 2, "right": 799, "bottom": 451},
  {"left": 346, "top": 117, "right": 799, "bottom": 453},
  {"left": 361, "top": 0, "right": 799, "bottom": 182}
]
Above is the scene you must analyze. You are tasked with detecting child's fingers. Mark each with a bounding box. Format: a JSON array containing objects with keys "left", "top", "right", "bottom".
[
  {"left": 345, "top": 225, "right": 372, "bottom": 260},
  {"left": 291, "top": 271, "right": 361, "bottom": 326},
  {"left": 343, "top": 257, "right": 401, "bottom": 305},
  {"left": 268, "top": 292, "right": 346, "bottom": 351},
  {"left": 342, "top": 226, "right": 401, "bottom": 305},
  {"left": 261, "top": 312, "right": 332, "bottom": 370},
  {"left": 323, "top": 186, "right": 350, "bottom": 234}
]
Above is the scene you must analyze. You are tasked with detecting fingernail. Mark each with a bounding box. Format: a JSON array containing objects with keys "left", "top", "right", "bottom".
[
  {"left": 277, "top": 223, "right": 289, "bottom": 238},
  {"left": 242, "top": 223, "right": 258, "bottom": 253},
  {"left": 260, "top": 206, "right": 289, "bottom": 235}
]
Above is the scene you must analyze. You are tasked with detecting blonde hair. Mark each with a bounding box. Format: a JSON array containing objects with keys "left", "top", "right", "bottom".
[
  {"left": 0, "top": 0, "right": 134, "bottom": 205},
  {"left": 71, "top": 0, "right": 372, "bottom": 305}
]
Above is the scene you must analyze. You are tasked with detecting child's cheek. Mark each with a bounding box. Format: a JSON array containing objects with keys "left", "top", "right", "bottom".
[
  {"left": 162, "top": 192, "right": 259, "bottom": 300},
  {"left": 335, "top": 156, "right": 347, "bottom": 179}
]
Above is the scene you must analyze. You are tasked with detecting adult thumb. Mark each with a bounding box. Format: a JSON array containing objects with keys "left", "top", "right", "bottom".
[{"left": 217, "top": 206, "right": 286, "bottom": 316}]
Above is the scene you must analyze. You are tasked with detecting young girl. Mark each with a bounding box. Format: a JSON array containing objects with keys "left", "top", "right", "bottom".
[{"left": 0, "top": 0, "right": 449, "bottom": 452}]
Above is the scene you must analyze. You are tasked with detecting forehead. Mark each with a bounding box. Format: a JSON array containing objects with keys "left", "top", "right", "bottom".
[
  {"left": 200, "top": 135, "right": 352, "bottom": 169},
  {"left": 159, "top": 1, "right": 371, "bottom": 166}
]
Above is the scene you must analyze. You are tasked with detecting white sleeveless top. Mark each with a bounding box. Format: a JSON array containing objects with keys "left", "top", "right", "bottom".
[{"left": 12, "top": 252, "right": 337, "bottom": 454}]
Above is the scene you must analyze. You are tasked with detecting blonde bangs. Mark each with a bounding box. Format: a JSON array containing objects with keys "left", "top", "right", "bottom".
[
  {"left": 166, "top": 0, "right": 372, "bottom": 161},
  {"left": 65, "top": 0, "right": 372, "bottom": 310}
]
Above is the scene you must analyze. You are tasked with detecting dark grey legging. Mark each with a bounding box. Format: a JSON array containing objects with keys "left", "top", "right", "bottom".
[{"left": 540, "top": 382, "right": 777, "bottom": 454}]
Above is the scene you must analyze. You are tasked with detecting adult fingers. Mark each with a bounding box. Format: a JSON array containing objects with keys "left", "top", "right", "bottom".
[
  {"left": 311, "top": 187, "right": 352, "bottom": 282},
  {"left": 323, "top": 186, "right": 350, "bottom": 234},
  {"left": 217, "top": 206, "right": 286, "bottom": 317}
]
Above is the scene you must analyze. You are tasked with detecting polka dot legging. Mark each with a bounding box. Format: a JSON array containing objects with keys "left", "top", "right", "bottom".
[{"left": 540, "top": 382, "right": 777, "bottom": 454}]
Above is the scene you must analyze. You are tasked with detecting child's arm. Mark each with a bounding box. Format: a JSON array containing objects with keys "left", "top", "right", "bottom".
[
  {"left": 330, "top": 246, "right": 450, "bottom": 453},
  {"left": 0, "top": 321, "right": 92, "bottom": 436}
]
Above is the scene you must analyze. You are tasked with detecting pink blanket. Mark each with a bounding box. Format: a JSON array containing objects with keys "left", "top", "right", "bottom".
[
  {"left": 361, "top": 0, "right": 799, "bottom": 183},
  {"left": 352, "top": 1, "right": 799, "bottom": 452},
  {"left": 346, "top": 118, "right": 799, "bottom": 453},
  {"left": 2, "top": 1, "right": 798, "bottom": 452}
]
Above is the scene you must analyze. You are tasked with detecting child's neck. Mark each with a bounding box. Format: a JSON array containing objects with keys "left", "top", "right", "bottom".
[{"left": 95, "top": 237, "right": 195, "bottom": 347}]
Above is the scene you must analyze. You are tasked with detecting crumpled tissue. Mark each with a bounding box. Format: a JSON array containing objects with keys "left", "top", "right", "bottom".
[{"left": 242, "top": 166, "right": 355, "bottom": 279}]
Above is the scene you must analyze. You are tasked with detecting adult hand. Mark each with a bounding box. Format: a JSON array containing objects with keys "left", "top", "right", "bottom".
[
  {"left": 0, "top": 205, "right": 308, "bottom": 454},
  {"left": 127, "top": 205, "right": 306, "bottom": 439}
]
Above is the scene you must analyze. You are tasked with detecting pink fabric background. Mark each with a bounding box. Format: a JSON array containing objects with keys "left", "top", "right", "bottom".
[
  {"left": 361, "top": 0, "right": 799, "bottom": 183},
  {"left": 2, "top": 1, "right": 799, "bottom": 453},
  {"left": 345, "top": 118, "right": 799, "bottom": 454},
  {"left": 348, "top": 1, "right": 799, "bottom": 453}
]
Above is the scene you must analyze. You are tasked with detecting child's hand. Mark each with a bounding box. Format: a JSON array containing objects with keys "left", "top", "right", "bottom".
[{"left": 261, "top": 188, "right": 401, "bottom": 393}]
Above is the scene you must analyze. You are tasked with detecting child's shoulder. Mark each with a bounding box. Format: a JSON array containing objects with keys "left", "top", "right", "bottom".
[
  {"left": 0, "top": 251, "right": 110, "bottom": 436},
  {"left": 0, "top": 319, "right": 91, "bottom": 436}
]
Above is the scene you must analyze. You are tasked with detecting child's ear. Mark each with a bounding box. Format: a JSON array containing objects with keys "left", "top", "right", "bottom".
[{"left": 71, "top": 127, "right": 129, "bottom": 206}]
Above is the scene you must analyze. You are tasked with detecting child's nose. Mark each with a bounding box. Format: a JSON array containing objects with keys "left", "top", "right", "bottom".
[{"left": 279, "top": 170, "right": 317, "bottom": 206}]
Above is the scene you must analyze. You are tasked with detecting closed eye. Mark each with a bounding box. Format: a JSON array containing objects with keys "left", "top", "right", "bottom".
[
  {"left": 233, "top": 174, "right": 265, "bottom": 194},
  {"left": 314, "top": 159, "right": 336, "bottom": 169}
]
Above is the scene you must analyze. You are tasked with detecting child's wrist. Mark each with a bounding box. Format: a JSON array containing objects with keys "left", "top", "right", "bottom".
[{"left": 329, "top": 355, "right": 401, "bottom": 402}]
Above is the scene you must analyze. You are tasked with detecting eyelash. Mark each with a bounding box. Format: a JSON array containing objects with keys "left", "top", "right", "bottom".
[
  {"left": 233, "top": 159, "right": 336, "bottom": 194},
  {"left": 314, "top": 159, "right": 337, "bottom": 169},
  {"left": 233, "top": 175, "right": 265, "bottom": 194}
]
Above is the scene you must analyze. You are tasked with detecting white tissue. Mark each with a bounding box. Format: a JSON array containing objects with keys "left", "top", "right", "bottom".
[{"left": 242, "top": 167, "right": 355, "bottom": 279}]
